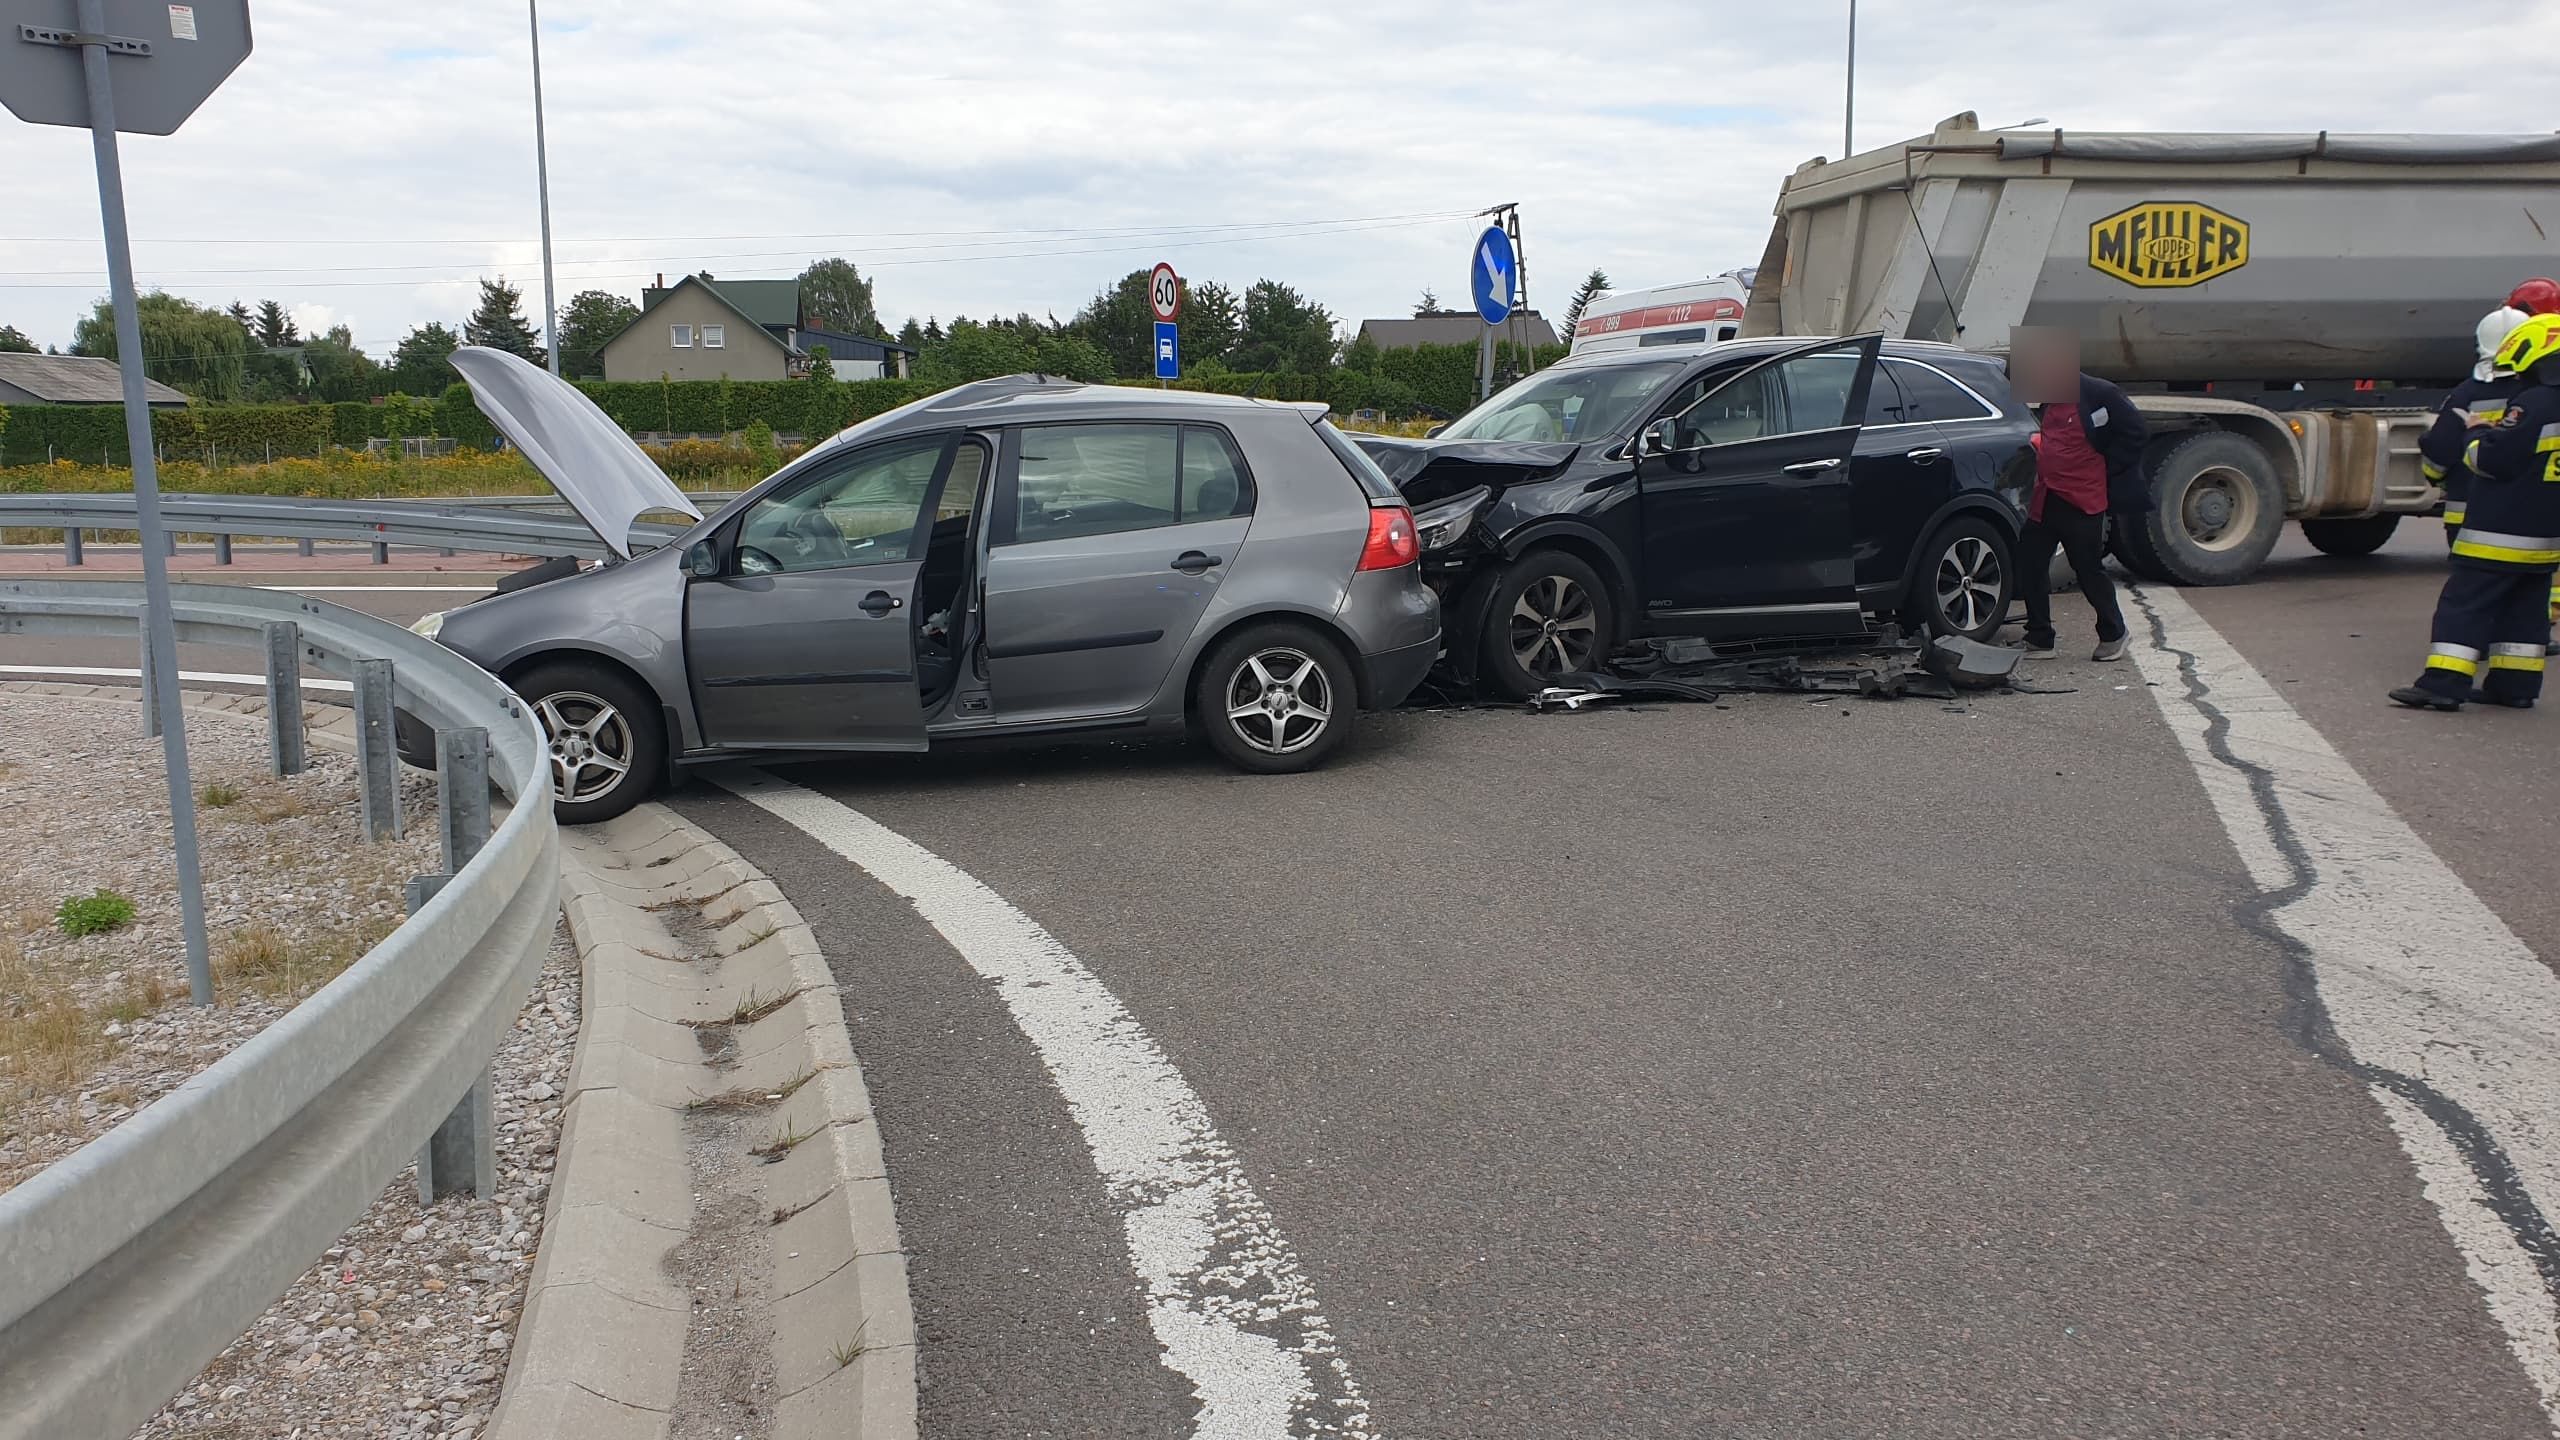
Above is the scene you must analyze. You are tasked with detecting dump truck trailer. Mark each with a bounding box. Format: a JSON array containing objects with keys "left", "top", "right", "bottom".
[{"left": 1741, "top": 113, "right": 2560, "bottom": 584}]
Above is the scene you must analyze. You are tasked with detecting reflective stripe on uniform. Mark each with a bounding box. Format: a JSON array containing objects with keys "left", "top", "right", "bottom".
[
  {"left": 2487, "top": 644, "right": 2547, "bottom": 671},
  {"left": 2467, "top": 403, "right": 2509, "bottom": 423},
  {"left": 2443, "top": 505, "right": 2466, "bottom": 525},
  {"left": 2428, "top": 641, "right": 2484, "bottom": 676},
  {"left": 2423, "top": 459, "right": 2448, "bottom": 480},
  {"left": 2541, "top": 423, "right": 2560, "bottom": 454},
  {"left": 2451, "top": 528, "right": 2560, "bottom": 564}
]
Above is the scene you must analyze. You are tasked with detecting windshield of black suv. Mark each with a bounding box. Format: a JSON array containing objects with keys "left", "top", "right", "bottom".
[{"left": 1436, "top": 360, "right": 1689, "bottom": 443}]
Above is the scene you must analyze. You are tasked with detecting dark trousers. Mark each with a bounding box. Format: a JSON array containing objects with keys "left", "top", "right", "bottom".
[
  {"left": 2017, "top": 496, "right": 2126, "bottom": 645},
  {"left": 2414, "top": 559, "right": 2555, "bottom": 702}
]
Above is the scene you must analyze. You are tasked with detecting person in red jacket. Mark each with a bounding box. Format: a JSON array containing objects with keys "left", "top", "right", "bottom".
[{"left": 2006, "top": 328, "right": 2150, "bottom": 662}]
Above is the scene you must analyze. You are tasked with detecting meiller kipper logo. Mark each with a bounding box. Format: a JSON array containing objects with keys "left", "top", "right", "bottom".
[{"left": 2088, "top": 202, "right": 2250, "bottom": 288}]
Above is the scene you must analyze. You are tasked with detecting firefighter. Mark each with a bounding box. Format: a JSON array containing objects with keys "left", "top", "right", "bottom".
[
  {"left": 2511, "top": 276, "right": 2560, "bottom": 315},
  {"left": 2423, "top": 307, "right": 2531, "bottom": 551},
  {"left": 2392, "top": 313, "right": 2560, "bottom": 711}
]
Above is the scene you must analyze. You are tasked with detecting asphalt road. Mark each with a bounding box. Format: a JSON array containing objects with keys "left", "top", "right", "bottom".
[{"left": 7, "top": 530, "right": 2553, "bottom": 1437}]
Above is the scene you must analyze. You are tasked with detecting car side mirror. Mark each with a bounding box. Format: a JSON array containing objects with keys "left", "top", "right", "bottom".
[
  {"left": 1639, "top": 419, "right": 1679, "bottom": 457},
  {"left": 684, "top": 538, "right": 721, "bottom": 578}
]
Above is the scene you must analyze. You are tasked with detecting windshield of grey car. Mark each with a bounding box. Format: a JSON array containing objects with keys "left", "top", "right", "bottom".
[{"left": 1436, "top": 361, "right": 1688, "bottom": 444}]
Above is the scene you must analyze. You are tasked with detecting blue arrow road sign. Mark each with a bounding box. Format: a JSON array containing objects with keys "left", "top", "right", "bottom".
[
  {"left": 1154, "top": 321, "right": 1180, "bottom": 380},
  {"left": 1470, "top": 224, "right": 1516, "bottom": 325}
]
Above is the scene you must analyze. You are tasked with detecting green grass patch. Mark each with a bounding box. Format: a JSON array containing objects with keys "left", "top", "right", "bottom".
[{"left": 55, "top": 890, "right": 135, "bottom": 938}]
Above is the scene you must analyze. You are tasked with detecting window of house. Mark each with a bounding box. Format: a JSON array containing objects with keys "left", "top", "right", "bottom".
[
  {"left": 671, "top": 323, "right": 693, "bottom": 348},
  {"left": 702, "top": 324, "right": 725, "bottom": 349}
]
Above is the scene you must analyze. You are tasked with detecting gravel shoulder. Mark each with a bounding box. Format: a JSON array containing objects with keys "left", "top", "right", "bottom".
[{"left": 0, "top": 692, "right": 439, "bottom": 1191}]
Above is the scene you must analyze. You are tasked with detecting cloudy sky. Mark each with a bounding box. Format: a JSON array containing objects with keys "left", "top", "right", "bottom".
[{"left": 2, "top": 0, "right": 2548, "bottom": 356}]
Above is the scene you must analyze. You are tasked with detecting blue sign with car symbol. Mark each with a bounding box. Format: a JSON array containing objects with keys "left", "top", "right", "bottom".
[
  {"left": 1471, "top": 225, "right": 1516, "bottom": 325},
  {"left": 1154, "top": 321, "right": 1180, "bottom": 380}
]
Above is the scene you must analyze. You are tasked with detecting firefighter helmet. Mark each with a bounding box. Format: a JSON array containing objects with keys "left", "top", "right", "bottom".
[
  {"left": 2509, "top": 277, "right": 2560, "bottom": 315},
  {"left": 2491, "top": 313, "right": 2560, "bottom": 378}
]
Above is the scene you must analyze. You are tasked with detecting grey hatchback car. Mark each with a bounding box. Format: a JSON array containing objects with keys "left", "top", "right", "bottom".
[{"left": 410, "top": 349, "right": 1439, "bottom": 822}]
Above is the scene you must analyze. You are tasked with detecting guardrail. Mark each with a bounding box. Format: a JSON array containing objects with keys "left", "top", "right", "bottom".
[
  {"left": 0, "top": 492, "right": 691, "bottom": 564},
  {"left": 410, "top": 490, "right": 742, "bottom": 513},
  {"left": 0, "top": 579, "right": 559, "bottom": 1440}
]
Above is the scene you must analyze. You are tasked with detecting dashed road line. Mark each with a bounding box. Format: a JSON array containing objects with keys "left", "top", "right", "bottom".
[
  {"left": 2131, "top": 583, "right": 2560, "bottom": 1431},
  {"left": 712, "top": 768, "right": 1378, "bottom": 1439}
]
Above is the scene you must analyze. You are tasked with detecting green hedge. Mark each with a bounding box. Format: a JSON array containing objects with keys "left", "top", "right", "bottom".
[
  {"left": 569, "top": 377, "right": 938, "bottom": 438},
  {"left": 0, "top": 402, "right": 336, "bottom": 466}
]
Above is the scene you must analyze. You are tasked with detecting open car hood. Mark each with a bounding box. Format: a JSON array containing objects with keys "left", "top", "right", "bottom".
[
  {"left": 447, "top": 346, "right": 703, "bottom": 557},
  {"left": 1351, "top": 434, "right": 1582, "bottom": 507}
]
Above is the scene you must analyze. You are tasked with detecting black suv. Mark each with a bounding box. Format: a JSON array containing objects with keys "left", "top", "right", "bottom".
[{"left": 1354, "top": 334, "right": 2034, "bottom": 697}]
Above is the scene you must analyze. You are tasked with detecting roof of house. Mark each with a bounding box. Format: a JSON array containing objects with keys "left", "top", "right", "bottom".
[
  {"left": 793, "top": 327, "right": 918, "bottom": 360},
  {"left": 607, "top": 275, "right": 791, "bottom": 355},
  {"left": 1357, "top": 311, "right": 1560, "bottom": 349},
  {"left": 638, "top": 276, "right": 800, "bottom": 331},
  {"left": 0, "top": 353, "right": 190, "bottom": 404}
]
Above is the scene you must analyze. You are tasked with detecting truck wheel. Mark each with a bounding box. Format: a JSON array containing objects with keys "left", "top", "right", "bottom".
[
  {"left": 2115, "top": 431, "right": 2286, "bottom": 586},
  {"left": 2299, "top": 514, "right": 2401, "bottom": 557}
]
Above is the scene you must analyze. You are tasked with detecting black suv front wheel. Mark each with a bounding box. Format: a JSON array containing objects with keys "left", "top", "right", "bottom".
[
  {"left": 1906, "top": 517, "right": 2013, "bottom": 641},
  {"left": 1479, "top": 550, "right": 1616, "bottom": 700}
]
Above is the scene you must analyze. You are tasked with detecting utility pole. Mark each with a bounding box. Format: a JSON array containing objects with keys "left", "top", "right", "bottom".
[
  {"left": 529, "top": 0, "right": 560, "bottom": 376},
  {"left": 1843, "top": 0, "right": 1857, "bottom": 160}
]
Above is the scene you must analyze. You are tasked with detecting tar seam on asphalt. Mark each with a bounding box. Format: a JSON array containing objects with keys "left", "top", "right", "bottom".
[{"left": 2128, "top": 583, "right": 2560, "bottom": 1301}]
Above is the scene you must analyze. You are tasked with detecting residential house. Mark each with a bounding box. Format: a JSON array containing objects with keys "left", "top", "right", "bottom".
[
  {"left": 0, "top": 353, "right": 190, "bottom": 407},
  {"left": 600, "top": 273, "right": 916, "bottom": 383},
  {"left": 1355, "top": 311, "right": 1561, "bottom": 350}
]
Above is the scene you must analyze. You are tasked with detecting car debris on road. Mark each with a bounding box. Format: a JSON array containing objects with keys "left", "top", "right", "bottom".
[{"left": 1520, "top": 630, "right": 2051, "bottom": 712}]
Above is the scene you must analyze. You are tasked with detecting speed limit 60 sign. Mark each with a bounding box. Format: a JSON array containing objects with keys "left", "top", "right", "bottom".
[{"left": 1149, "top": 262, "right": 1182, "bottom": 322}]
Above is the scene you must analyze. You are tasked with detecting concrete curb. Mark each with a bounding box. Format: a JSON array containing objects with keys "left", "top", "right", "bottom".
[{"left": 488, "top": 803, "right": 917, "bottom": 1440}]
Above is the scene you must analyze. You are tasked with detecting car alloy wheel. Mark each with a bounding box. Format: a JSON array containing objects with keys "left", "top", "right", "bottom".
[
  {"left": 533, "top": 690, "right": 635, "bottom": 806},
  {"left": 1934, "top": 536, "right": 2004, "bottom": 634},
  {"left": 1510, "top": 574, "right": 1599, "bottom": 678},
  {"left": 1221, "top": 646, "right": 1335, "bottom": 756}
]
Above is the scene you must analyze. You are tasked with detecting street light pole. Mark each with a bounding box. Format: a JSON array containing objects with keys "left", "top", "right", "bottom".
[
  {"left": 529, "top": 0, "right": 559, "bottom": 376},
  {"left": 1843, "top": 0, "right": 1857, "bottom": 160}
]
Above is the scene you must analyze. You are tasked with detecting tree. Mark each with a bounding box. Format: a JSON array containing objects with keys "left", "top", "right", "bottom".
[
  {"left": 1068, "top": 269, "right": 1158, "bottom": 378},
  {"left": 798, "top": 258, "right": 880, "bottom": 337},
  {"left": 1184, "top": 280, "right": 1241, "bottom": 368},
  {"left": 252, "top": 299, "right": 299, "bottom": 348},
  {"left": 0, "top": 325, "right": 35, "bottom": 354},
  {"left": 303, "top": 324, "right": 383, "bottom": 403},
  {"left": 805, "top": 344, "right": 836, "bottom": 382},
  {"left": 71, "top": 291, "right": 250, "bottom": 401},
  {"left": 224, "top": 301, "right": 253, "bottom": 333},
  {"left": 896, "top": 317, "right": 924, "bottom": 350},
  {"left": 555, "top": 288, "right": 637, "bottom": 379},
  {"left": 917, "top": 320, "right": 1036, "bottom": 385},
  {"left": 1561, "top": 268, "right": 1611, "bottom": 342},
  {"left": 464, "top": 277, "right": 543, "bottom": 364},
  {"left": 922, "top": 317, "right": 945, "bottom": 345},
  {"left": 1030, "top": 331, "right": 1112, "bottom": 383},
  {"left": 389, "top": 321, "right": 463, "bottom": 395},
  {"left": 1231, "top": 279, "right": 1335, "bottom": 373},
  {"left": 1414, "top": 288, "right": 1455, "bottom": 317}
]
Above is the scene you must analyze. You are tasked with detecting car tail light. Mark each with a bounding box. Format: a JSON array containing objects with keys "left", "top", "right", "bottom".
[{"left": 1357, "top": 505, "right": 1420, "bottom": 571}]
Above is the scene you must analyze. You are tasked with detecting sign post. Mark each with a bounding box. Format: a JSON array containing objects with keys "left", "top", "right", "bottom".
[
  {"left": 1149, "top": 261, "right": 1182, "bottom": 384},
  {"left": 3, "top": 0, "right": 255, "bottom": 1005},
  {"left": 1469, "top": 219, "right": 1519, "bottom": 402}
]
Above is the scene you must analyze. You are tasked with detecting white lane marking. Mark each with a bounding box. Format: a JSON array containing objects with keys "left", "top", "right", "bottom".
[
  {"left": 0, "top": 665, "right": 353, "bottom": 692},
  {"left": 712, "top": 769, "right": 1377, "bottom": 1439},
  {"left": 2131, "top": 585, "right": 2560, "bottom": 1430}
]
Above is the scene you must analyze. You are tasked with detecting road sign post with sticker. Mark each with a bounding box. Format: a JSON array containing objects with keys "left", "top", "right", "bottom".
[
  {"left": 2, "top": 0, "right": 254, "bottom": 1004},
  {"left": 1150, "top": 262, "right": 1181, "bottom": 384}
]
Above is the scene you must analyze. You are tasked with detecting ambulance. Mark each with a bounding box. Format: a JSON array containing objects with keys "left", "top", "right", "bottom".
[{"left": 1566, "top": 271, "right": 1753, "bottom": 354}]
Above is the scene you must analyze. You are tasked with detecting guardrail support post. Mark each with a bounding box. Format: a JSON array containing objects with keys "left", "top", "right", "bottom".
[
  {"left": 263, "top": 622, "right": 305, "bottom": 776},
  {"left": 63, "top": 527, "right": 82, "bottom": 565},
  {"left": 353, "top": 658, "right": 399, "bottom": 841},
  {"left": 138, "top": 627, "right": 160, "bottom": 739},
  {"left": 371, "top": 541, "right": 389, "bottom": 565},
  {"left": 411, "top": 725, "right": 496, "bottom": 1204},
  {"left": 297, "top": 537, "right": 314, "bottom": 558},
  {"left": 212, "top": 534, "right": 232, "bottom": 565}
]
